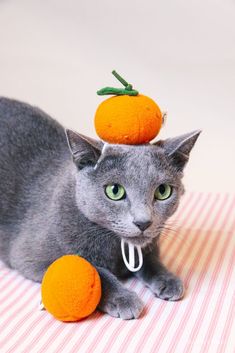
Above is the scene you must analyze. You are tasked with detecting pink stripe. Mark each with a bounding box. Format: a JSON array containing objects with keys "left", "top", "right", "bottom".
[
  {"left": 84, "top": 193, "right": 199, "bottom": 353},
  {"left": 0, "top": 281, "right": 34, "bottom": 322},
  {"left": 22, "top": 316, "right": 61, "bottom": 353},
  {"left": 22, "top": 315, "right": 57, "bottom": 353},
  {"left": 40, "top": 312, "right": 99, "bottom": 353},
  {"left": 114, "top": 193, "right": 202, "bottom": 353},
  {"left": 202, "top": 245, "right": 235, "bottom": 353},
  {"left": 67, "top": 279, "right": 137, "bottom": 353},
  {"left": 133, "top": 193, "right": 215, "bottom": 353},
  {"left": 0, "top": 286, "right": 39, "bottom": 348},
  {"left": 0, "top": 268, "right": 13, "bottom": 280},
  {"left": 0, "top": 276, "right": 27, "bottom": 303},
  {"left": 200, "top": 222, "right": 235, "bottom": 352},
  {"left": 151, "top": 194, "right": 230, "bottom": 353},
  {"left": 35, "top": 319, "right": 70, "bottom": 353},
  {"left": 5, "top": 312, "right": 53, "bottom": 353},
  {"left": 171, "top": 197, "right": 235, "bottom": 353},
  {"left": 217, "top": 290, "right": 235, "bottom": 353},
  {"left": 55, "top": 311, "right": 103, "bottom": 353},
  {"left": 0, "top": 270, "right": 23, "bottom": 294},
  {"left": 51, "top": 313, "right": 101, "bottom": 353},
  {"left": 83, "top": 314, "right": 115, "bottom": 352},
  {"left": 0, "top": 274, "right": 20, "bottom": 293},
  {"left": 184, "top": 209, "right": 235, "bottom": 353}
]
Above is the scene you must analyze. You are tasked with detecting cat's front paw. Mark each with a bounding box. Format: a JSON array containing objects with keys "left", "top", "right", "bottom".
[
  {"left": 98, "top": 289, "right": 144, "bottom": 320},
  {"left": 151, "top": 273, "right": 184, "bottom": 301}
]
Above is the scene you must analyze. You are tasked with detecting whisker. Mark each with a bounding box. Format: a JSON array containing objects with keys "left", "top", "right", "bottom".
[{"left": 159, "top": 230, "right": 194, "bottom": 247}]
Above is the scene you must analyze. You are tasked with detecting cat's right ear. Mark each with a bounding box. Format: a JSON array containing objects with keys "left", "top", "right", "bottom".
[
  {"left": 65, "top": 129, "right": 103, "bottom": 170},
  {"left": 153, "top": 130, "right": 201, "bottom": 171}
]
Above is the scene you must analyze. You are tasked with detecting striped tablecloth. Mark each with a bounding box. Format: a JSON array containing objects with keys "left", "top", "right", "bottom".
[{"left": 0, "top": 193, "right": 234, "bottom": 353}]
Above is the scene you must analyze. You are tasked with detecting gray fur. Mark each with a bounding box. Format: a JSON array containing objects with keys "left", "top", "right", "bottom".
[{"left": 0, "top": 97, "right": 200, "bottom": 319}]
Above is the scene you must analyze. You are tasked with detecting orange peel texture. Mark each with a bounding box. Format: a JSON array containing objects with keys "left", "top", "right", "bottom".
[
  {"left": 94, "top": 94, "right": 162, "bottom": 145},
  {"left": 41, "top": 255, "right": 101, "bottom": 322}
]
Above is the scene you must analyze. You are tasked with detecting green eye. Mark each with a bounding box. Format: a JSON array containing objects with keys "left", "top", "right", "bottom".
[
  {"left": 154, "top": 184, "right": 172, "bottom": 200},
  {"left": 105, "top": 184, "right": 126, "bottom": 201}
]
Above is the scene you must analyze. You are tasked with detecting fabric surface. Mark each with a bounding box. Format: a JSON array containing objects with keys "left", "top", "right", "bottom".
[{"left": 0, "top": 193, "right": 234, "bottom": 353}]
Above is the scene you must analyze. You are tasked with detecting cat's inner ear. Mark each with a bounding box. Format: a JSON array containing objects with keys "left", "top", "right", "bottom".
[
  {"left": 65, "top": 129, "right": 103, "bottom": 170},
  {"left": 154, "top": 130, "right": 201, "bottom": 171}
]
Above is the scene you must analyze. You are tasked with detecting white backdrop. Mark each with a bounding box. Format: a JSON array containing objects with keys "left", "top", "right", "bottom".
[{"left": 0, "top": 0, "right": 234, "bottom": 191}]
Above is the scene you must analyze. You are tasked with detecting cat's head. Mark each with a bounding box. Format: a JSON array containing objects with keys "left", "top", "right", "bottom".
[{"left": 65, "top": 129, "right": 200, "bottom": 247}]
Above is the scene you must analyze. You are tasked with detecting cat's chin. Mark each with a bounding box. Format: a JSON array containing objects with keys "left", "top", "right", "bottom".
[{"left": 121, "top": 234, "right": 153, "bottom": 247}]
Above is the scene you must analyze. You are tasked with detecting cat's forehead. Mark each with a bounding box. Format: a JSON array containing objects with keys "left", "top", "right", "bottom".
[{"left": 94, "top": 143, "right": 170, "bottom": 180}]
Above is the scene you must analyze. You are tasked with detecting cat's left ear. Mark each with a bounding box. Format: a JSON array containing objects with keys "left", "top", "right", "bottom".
[
  {"left": 154, "top": 130, "right": 201, "bottom": 171},
  {"left": 65, "top": 129, "right": 104, "bottom": 170}
]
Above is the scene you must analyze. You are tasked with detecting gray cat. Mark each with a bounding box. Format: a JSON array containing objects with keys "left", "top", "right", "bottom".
[{"left": 0, "top": 97, "right": 200, "bottom": 320}]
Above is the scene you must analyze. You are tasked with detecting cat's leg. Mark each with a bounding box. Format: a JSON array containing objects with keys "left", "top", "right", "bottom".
[
  {"left": 135, "top": 250, "right": 184, "bottom": 301},
  {"left": 96, "top": 267, "right": 144, "bottom": 320}
]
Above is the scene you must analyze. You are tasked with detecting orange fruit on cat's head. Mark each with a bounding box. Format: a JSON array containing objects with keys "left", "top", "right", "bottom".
[
  {"left": 94, "top": 94, "right": 162, "bottom": 145},
  {"left": 94, "top": 71, "right": 163, "bottom": 145}
]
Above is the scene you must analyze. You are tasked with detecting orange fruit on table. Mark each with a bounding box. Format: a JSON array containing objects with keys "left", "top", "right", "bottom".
[
  {"left": 94, "top": 94, "right": 162, "bottom": 145},
  {"left": 41, "top": 255, "right": 101, "bottom": 322}
]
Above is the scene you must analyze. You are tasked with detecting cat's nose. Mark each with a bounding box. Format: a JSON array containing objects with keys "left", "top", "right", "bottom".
[{"left": 133, "top": 220, "right": 152, "bottom": 232}]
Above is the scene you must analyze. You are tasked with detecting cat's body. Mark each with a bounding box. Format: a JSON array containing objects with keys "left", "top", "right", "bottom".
[
  {"left": 0, "top": 97, "right": 200, "bottom": 319},
  {"left": 0, "top": 98, "right": 129, "bottom": 280}
]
